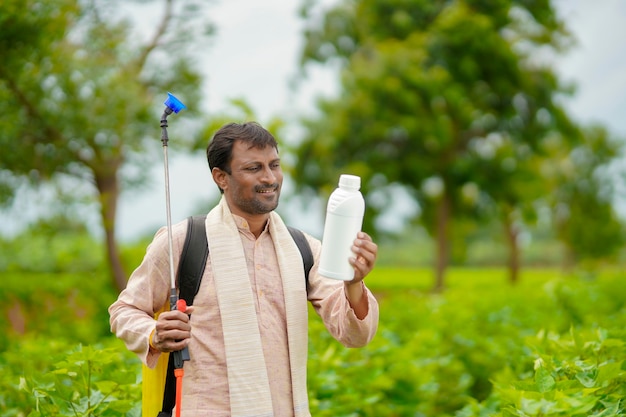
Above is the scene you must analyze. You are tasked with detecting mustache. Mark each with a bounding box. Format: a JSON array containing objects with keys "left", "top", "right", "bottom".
[{"left": 255, "top": 184, "right": 279, "bottom": 192}]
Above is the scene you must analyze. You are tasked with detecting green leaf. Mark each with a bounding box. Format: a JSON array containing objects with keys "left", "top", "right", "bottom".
[
  {"left": 595, "top": 361, "right": 624, "bottom": 385},
  {"left": 520, "top": 397, "right": 557, "bottom": 414},
  {"left": 588, "top": 400, "right": 620, "bottom": 417},
  {"left": 534, "top": 365, "right": 556, "bottom": 393},
  {"left": 576, "top": 370, "right": 596, "bottom": 388}
]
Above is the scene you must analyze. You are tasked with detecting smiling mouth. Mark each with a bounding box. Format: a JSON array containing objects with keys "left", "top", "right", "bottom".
[{"left": 256, "top": 185, "right": 278, "bottom": 194}]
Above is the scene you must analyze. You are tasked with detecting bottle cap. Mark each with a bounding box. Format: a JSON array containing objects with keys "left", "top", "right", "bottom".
[{"left": 339, "top": 174, "right": 361, "bottom": 190}]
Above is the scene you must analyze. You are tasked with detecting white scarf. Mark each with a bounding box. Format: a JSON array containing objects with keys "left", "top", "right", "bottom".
[{"left": 205, "top": 197, "right": 310, "bottom": 416}]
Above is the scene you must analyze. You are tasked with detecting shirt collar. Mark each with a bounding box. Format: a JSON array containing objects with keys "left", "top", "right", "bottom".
[{"left": 231, "top": 214, "right": 271, "bottom": 235}]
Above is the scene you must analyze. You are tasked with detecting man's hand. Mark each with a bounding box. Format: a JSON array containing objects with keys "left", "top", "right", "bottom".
[
  {"left": 349, "top": 232, "right": 378, "bottom": 282},
  {"left": 345, "top": 232, "right": 378, "bottom": 319},
  {"left": 151, "top": 306, "right": 195, "bottom": 352}
]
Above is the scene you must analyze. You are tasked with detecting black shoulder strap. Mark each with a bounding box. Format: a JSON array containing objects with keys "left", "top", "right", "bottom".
[
  {"left": 177, "top": 215, "right": 209, "bottom": 305},
  {"left": 159, "top": 217, "right": 313, "bottom": 416},
  {"left": 159, "top": 216, "right": 208, "bottom": 417},
  {"left": 287, "top": 226, "right": 314, "bottom": 287}
]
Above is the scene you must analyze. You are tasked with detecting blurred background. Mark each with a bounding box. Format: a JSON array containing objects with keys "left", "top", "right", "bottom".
[
  {"left": 2, "top": 0, "right": 626, "bottom": 290},
  {"left": 1, "top": 0, "right": 625, "bottom": 415}
]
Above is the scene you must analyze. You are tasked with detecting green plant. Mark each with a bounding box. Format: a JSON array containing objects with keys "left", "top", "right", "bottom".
[
  {"left": 473, "top": 327, "right": 626, "bottom": 416},
  {"left": 305, "top": 269, "right": 626, "bottom": 416},
  {"left": 2, "top": 267, "right": 625, "bottom": 415},
  {"left": 5, "top": 340, "right": 141, "bottom": 416}
]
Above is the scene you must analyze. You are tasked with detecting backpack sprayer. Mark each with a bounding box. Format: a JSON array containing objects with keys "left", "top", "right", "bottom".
[{"left": 159, "top": 92, "right": 188, "bottom": 417}]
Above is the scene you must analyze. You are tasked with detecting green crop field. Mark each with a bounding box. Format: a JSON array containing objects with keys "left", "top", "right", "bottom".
[
  {"left": 1, "top": 267, "right": 625, "bottom": 416},
  {"left": 308, "top": 267, "right": 626, "bottom": 416}
]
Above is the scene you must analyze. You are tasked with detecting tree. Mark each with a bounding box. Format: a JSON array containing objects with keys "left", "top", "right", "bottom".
[
  {"left": 463, "top": 83, "right": 585, "bottom": 283},
  {"left": 0, "top": 0, "right": 210, "bottom": 291},
  {"left": 294, "top": 0, "right": 592, "bottom": 290},
  {"left": 545, "top": 125, "right": 625, "bottom": 267}
]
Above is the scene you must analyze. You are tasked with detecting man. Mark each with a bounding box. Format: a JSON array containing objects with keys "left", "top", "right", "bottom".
[{"left": 109, "top": 122, "right": 379, "bottom": 416}]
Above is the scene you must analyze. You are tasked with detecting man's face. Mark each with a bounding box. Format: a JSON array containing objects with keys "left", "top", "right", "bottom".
[{"left": 220, "top": 140, "right": 283, "bottom": 217}]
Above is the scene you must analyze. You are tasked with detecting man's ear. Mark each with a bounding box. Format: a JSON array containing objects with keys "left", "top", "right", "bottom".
[{"left": 212, "top": 167, "right": 228, "bottom": 191}]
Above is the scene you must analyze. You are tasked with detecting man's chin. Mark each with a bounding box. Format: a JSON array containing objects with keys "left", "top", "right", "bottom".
[
  {"left": 254, "top": 197, "right": 279, "bottom": 214},
  {"left": 262, "top": 201, "right": 279, "bottom": 213}
]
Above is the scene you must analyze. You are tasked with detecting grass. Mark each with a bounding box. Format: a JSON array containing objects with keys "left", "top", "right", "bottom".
[{"left": 365, "top": 266, "right": 570, "bottom": 291}]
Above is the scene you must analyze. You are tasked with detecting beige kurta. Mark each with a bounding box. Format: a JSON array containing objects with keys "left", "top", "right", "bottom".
[{"left": 109, "top": 198, "right": 379, "bottom": 416}]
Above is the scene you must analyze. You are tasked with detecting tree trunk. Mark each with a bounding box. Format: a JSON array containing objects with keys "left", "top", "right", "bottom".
[
  {"left": 433, "top": 193, "right": 451, "bottom": 292},
  {"left": 95, "top": 171, "right": 127, "bottom": 293},
  {"left": 503, "top": 213, "right": 520, "bottom": 284}
]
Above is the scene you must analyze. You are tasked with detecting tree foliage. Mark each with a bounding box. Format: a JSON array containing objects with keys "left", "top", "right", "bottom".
[
  {"left": 294, "top": 0, "right": 623, "bottom": 289},
  {"left": 0, "top": 0, "right": 211, "bottom": 291},
  {"left": 547, "top": 125, "right": 625, "bottom": 264}
]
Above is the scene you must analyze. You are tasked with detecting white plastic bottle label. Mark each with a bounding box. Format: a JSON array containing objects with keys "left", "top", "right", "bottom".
[{"left": 319, "top": 212, "right": 363, "bottom": 280}]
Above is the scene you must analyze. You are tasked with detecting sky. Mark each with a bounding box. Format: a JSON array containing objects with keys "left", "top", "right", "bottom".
[
  {"left": 4, "top": 0, "right": 626, "bottom": 241},
  {"left": 552, "top": 0, "right": 626, "bottom": 133}
]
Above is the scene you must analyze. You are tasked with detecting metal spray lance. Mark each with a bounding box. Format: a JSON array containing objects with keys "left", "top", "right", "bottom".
[{"left": 159, "top": 92, "right": 189, "bottom": 417}]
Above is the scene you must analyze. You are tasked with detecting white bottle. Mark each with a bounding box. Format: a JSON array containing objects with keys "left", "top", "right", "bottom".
[{"left": 319, "top": 174, "right": 365, "bottom": 280}]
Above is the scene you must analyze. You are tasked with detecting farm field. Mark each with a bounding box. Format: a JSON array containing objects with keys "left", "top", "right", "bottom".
[{"left": 1, "top": 267, "right": 625, "bottom": 416}]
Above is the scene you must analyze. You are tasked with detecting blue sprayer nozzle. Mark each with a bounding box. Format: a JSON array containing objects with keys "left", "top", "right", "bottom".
[{"left": 164, "top": 92, "right": 187, "bottom": 114}]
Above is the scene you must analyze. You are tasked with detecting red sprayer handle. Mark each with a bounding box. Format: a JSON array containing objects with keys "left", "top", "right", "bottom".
[
  {"left": 173, "top": 298, "right": 189, "bottom": 417},
  {"left": 175, "top": 367, "right": 184, "bottom": 417}
]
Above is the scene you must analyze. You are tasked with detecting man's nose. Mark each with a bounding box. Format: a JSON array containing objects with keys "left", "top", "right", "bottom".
[{"left": 260, "top": 165, "right": 277, "bottom": 182}]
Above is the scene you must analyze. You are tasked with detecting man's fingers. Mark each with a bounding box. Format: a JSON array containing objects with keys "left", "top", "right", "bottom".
[
  {"left": 158, "top": 328, "right": 192, "bottom": 340},
  {"left": 347, "top": 232, "right": 378, "bottom": 281},
  {"left": 154, "top": 326, "right": 192, "bottom": 352},
  {"left": 152, "top": 308, "right": 194, "bottom": 351},
  {"left": 160, "top": 309, "right": 192, "bottom": 322},
  {"left": 157, "top": 338, "right": 189, "bottom": 353},
  {"left": 352, "top": 240, "right": 377, "bottom": 265},
  {"left": 157, "top": 319, "right": 192, "bottom": 332}
]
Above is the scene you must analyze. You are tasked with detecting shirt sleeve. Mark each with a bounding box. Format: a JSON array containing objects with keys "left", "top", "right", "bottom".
[
  {"left": 108, "top": 220, "right": 188, "bottom": 368},
  {"left": 305, "top": 234, "right": 379, "bottom": 348}
]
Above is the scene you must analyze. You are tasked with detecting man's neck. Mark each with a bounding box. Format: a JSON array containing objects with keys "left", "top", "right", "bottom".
[
  {"left": 229, "top": 209, "right": 270, "bottom": 238},
  {"left": 245, "top": 216, "right": 270, "bottom": 238}
]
